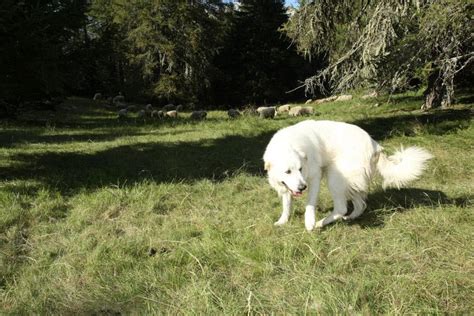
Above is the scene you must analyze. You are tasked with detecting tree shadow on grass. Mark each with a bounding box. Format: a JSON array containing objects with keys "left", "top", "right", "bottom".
[
  {"left": 0, "top": 130, "right": 137, "bottom": 148},
  {"left": 0, "top": 127, "right": 197, "bottom": 148},
  {"left": 0, "top": 132, "right": 275, "bottom": 194},
  {"left": 352, "top": 109, "right": 472, "bottom": 140},
  {"left": 348, "top": 188, "right": 471, "bottom": 228}
]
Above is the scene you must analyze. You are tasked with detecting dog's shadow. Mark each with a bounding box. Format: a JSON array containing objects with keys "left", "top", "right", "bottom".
[
  {"left": 343, "top": 188, "right": 471, "bottom": 228},
  {"left": 297, "top": 188, "right": 470, "bottom": 228}
]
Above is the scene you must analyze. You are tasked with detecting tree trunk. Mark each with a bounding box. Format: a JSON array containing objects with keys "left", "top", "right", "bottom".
[
  {"left": 421, "top": 69, "right": 452, "bottom": 110},
  {"left": 422, "top": 70, "right": 444, "bottom": 110}
]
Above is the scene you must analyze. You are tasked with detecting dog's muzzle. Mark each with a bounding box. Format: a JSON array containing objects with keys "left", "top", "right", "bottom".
[{"left": 282, "top": 181, "right": 306, "bottom": 197}]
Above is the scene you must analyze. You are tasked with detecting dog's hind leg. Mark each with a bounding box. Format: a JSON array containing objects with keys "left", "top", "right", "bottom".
[
  {"left": 315, "top": 199, "right": 347, "bottom": 228},
  {"left": 344, "top": 192, "right": 367, "bottom": 220},
  {"left": 316, "top": 168, "right": 348, "bottom": 228},
  {"left": 304, "top": 172, "right": 322, "bottom": 231},
  {"left": 275, "top": 192, "right": 292, "bottom": 226}
]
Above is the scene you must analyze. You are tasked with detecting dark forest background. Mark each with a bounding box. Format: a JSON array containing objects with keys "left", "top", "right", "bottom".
[
  {"left": 1, "top": 0, "right": 319, "bottom": 112},
  {"left": 0, "top": 0, "right": 472, "bottom": 114}
]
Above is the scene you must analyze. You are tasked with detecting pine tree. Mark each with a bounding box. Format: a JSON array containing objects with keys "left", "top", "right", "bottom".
[
  {"left": 283, "top": 0, "right": 473, "bottom": 109},
  {"left": 220, "top": 0, "right": 309, "bottom": 105},
  {"left": 90, "top": 0, "right": 227, "bottom": 104},
  {"left": 0, "top": 0, "right": 88, "bottom": 108}
]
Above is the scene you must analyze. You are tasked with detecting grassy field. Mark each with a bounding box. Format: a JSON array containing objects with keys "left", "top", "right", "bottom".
[{"left": 1, "top": 93, "right": 473, "bottom": 314}]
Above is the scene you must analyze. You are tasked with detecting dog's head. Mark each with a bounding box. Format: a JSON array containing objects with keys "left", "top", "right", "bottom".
[{"left": 264, "top": 148, "right": 307, "bottom": 197}]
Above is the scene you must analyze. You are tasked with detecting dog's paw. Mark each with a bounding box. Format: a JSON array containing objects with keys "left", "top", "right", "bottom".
[
  {"left": 315, "top": 219, "right": 325, "bottom": 228},
  {"left": 305, "top": 222, "right": 315, "bottom": 231},
  {"left": 274, "top": 220, "right": 287, "bottom": 226},
  {"left": 304, "top": 209, "right": 316, "bottom": 231}
]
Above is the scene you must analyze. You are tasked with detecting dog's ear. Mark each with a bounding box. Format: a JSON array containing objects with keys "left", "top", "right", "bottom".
[{"left": 264, "top": 161, "right": 271, "bottom": 171}]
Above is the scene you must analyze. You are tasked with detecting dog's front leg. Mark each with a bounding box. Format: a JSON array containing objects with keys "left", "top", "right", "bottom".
[
  {"left": 274, "top": 192, "right": 292, "bottom": 226},
  {"left": 305, "top": 175, "right": 321, "bottom": 231}
]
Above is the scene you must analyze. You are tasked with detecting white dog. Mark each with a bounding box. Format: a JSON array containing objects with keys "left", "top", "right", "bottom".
[{"left": 263, "top": 120, "right": 432, "bottom": 230}]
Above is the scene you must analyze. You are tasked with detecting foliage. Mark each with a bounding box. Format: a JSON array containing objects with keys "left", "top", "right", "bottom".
[
  {"left": 214, "top": 0, "right": 313, "bottom": 105},
  {"left": 1, "top": 0, "right": 471, "bottom": 110},
  {"left": 0, "top": 0, "right": 88, "bottom": 103},
  {"left": 89, "top": 0, "right": 228, "bottom": 104},
  {"left": 283, "top": 0, "right": 474, "bottom": 108},
  {"left": 66, "top": 4, "right": 130, "bottom": 97}
]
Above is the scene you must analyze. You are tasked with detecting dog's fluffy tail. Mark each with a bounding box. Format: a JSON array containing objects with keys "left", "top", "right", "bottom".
[{"left": 377, "top": 146, "right": 433, "bottom": 189}]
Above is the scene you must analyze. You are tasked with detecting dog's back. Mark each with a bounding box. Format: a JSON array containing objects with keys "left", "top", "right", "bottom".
[{"left": 269, "top": 120, "right": 380, "bottom": 166}]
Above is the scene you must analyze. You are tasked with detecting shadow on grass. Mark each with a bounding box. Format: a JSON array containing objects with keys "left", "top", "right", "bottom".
[
  {"left": 455, "top": 92, "right": 474, "bottom": 104},
  {"left": 348, "top": 188, "right": 471, "bottom": 228},
  {"left": 5, "top": 98, "right": 232, "bottom": 131},
  {"left": 1, "top": 132, "right": 275, "bottom": 194},
  {"left": 0, "top": 127, "right": 198, "bottom": 148},
  {"left": 4, "top": 115, "right": 208, "bottom": 129},
  {"left": 353, "top": 109, "right": 472, "bottom": 140},
  {"left": 0, "top": 130, "right": 136, "bottom": 147}
]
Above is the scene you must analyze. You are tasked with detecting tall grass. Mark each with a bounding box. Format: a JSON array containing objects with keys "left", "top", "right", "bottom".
[{"left": 1, "top": 94, "right": 472, "bottom": 314}]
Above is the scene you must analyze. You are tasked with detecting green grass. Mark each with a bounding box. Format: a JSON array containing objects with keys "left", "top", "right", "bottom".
[{"left": 1, "top": 94, "right": 473, "bottom": 314}]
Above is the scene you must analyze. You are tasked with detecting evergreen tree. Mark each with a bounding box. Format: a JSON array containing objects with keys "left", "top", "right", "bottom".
[
  {"left": 87, "top": 0, "right": 139, "bottom": 98},
  {"left": 283, "top": 0, "right": 473, "bottom": 109},
  {"left": 0, "top": 0, "right": 88, "bottom": 109},
  {"left": 219, "top": 0, "right": 311, "bottom": 105},
  {"left": 90, "top": 0, "right": 228, "bottom": 105}
]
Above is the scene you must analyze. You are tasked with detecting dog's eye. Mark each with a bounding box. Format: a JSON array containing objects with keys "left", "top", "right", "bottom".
[
  {"left": 299, "top": 167, "right": 302, "bottom": 172},
  {"left": 285, "top": 170, "right": 291, "bottom": 174}
]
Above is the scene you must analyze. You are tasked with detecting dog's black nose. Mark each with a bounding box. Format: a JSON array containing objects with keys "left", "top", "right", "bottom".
[{"left": 298, "top": 184, "right": 307, "bottom": 191}]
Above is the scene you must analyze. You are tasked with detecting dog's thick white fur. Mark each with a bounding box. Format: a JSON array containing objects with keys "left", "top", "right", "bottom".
[{"left": 263, "top": 120, "right": 432, "bottom": 230}]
